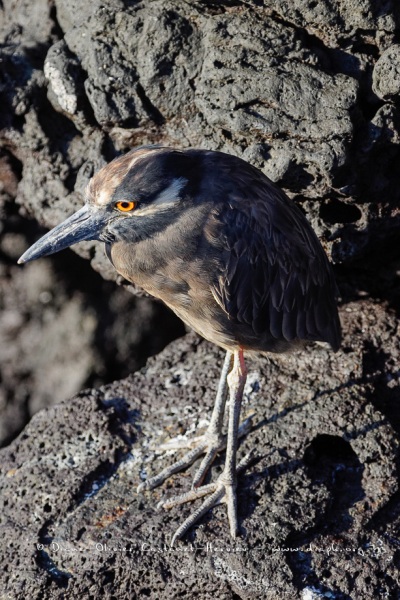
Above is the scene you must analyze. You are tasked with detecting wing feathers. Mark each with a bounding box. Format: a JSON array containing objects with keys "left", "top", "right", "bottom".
[{"left": 209, "top": 164, "right": 341, "bottom": 350}]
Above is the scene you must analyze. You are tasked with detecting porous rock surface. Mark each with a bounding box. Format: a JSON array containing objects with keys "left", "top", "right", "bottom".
[
  {"left": 1, "top": 0, "right": 400, "bottom": 597},
  {"left": 1, "top": 301, "right": 400, "bottom": 598},
  {"left": 1, "top": 0, "right": 400, "bottom": 272}
]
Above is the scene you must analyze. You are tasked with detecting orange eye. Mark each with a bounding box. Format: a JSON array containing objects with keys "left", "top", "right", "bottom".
[{"left": 115, "top": 200, "right": 136, "bottom": 212}]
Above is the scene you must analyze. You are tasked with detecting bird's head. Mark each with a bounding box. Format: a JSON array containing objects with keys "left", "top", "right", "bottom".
[{"left": 18, "top": 146, "right": 201, "bottom": 264}]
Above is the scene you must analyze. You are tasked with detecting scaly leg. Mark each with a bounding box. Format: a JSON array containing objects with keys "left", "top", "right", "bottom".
[
  {"left": 138, "top": 351, "right": 251, "bottom": 493},
  {"left": 192, "top": 350, "right": 232, "bottom": 487},
  {"left": 158, "top": 349, "right": 248, "bottom": 545}
]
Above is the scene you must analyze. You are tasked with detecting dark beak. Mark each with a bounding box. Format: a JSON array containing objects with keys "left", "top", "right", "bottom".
[{"left": 18, "top": 205, "right": 108, "bottom": 264}]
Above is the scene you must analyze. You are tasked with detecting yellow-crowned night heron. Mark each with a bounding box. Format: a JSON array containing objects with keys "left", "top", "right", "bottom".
[{"left": 19, "top": 147, "right": 341, "bottom": 544}]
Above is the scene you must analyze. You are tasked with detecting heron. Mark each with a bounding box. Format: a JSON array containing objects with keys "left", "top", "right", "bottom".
[{"left": 18, "top": 146, "right": 341, "bottom": 544}]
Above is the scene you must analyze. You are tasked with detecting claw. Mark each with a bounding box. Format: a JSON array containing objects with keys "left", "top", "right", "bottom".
[{"left": 161, "top": 452, "right": 255, "bottom": 546}]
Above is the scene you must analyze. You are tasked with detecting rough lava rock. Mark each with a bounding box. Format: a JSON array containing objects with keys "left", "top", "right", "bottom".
[
  {"left": 1, "top": 0, "right": 400, "bottom": 597},
  {"left": 372, "top": 44, "right": 400, "bottom": 100},
  {"left": 1, "top": 0, "right": 400, "bottom": 275},
  {"left": 1, "top": 300, "right": 400, "bottom": 598}
]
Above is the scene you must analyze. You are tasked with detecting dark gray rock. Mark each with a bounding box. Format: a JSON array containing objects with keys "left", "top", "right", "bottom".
[
  {"left": 1, "top": 298, "right": 400, "bottom": 597},
  {"left": 44, "top": 40, "right": 86, "bottom": 120},
  {"left": 1, "top": 0, "right": 400, "bottom": 596},
  {"left": 255, "top": 0, "right": 398, "bottom": 48},
  {"left": 1, "top": 0, "right": 399, "bottom": 276},
  {"left": 372, "top": 44, "right": 400, "bottom": 99},
  {"left": 0, "top": 0, "right": 54, "bottom": 46},
  {"left": 197, "top": 10, "right": 357, "bottom": 188}
]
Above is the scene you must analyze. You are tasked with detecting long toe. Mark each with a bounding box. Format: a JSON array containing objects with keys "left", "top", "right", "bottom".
[
  {"left": 169, "top": 481, "right": 234, "bottom": 547},
  {"left": 159, "top": 452, "right": 254, "bottom": 545},
  {"left": 137, "top": 444, "right": 207, "bottom": 492},
  {"left": 137, "top": 415, "right": 253, "bottom": 493}
]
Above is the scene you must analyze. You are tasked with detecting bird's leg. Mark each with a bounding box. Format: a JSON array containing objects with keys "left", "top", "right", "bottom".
[
  {"left": 159, "top": 349, "right": 248, "bottom": 545},
  {"left": 222, "top": 348, "right": 247, "bottom": 537},
  {"left": 191, "top": 350, "right": 232, "bottom": 487},
  {"left": 138, "top": 351, "right": 252, "bottom": 493}
]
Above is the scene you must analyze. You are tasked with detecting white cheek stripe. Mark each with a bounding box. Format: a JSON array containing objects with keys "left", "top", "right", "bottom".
[{"left": 134, "top": 177, "right": 187, "bottom": 217}]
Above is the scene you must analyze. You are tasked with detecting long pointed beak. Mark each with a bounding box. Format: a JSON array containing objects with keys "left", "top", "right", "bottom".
[{"left": 18, "top": 205, "right": 107, "bottom": 264}]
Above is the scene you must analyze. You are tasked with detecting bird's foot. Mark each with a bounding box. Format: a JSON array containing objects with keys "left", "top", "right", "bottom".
[
  {"left": 137, "top": 415, "right": 253, "bottom": 493},
  {"left": 158, "top": 452, "right": 254, "bottom": 546}
]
